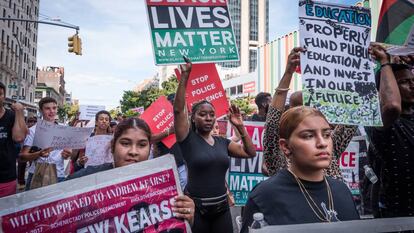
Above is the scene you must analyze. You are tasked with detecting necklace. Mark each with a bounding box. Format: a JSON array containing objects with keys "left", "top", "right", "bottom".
[{"left": 288, "top": 169, "right": 338, "bottom": 222}]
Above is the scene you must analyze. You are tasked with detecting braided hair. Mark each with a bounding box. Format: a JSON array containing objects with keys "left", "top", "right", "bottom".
[{"left": 190, "top": 100, "right": 215, "bottom": 131}]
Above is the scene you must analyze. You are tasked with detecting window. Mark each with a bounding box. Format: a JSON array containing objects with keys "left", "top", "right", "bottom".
[
  {"left": 237, "top": 85, "right": 243, "bottom": 94},
  {"left": 46, "top": 91, "right": 51, "bottom": 97},
  {"left": 230, "top": 86, "right": 237, "bottom": 95},
  {"left": 30, "top": 92, "right": 33, "bottom": 102},
  {"left": 35, "top": 91, "right": 42, "bottom": 99}
]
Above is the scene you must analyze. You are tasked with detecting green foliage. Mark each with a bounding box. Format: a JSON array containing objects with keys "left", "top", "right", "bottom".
[
  {"left": 119, "top": 75, "right": 178, "bottom": 113},
  {"left": 109, "top": 107, "right": 121, "bottom": 119},
  {"left": 124, "top": 109, "right": 139, "bottom": 118},
  {"left": 57, "top": 103, "right": 78, "bottom": 122},
  {"left": 231, "top": 96, "right": 255, "bottom": 115}
]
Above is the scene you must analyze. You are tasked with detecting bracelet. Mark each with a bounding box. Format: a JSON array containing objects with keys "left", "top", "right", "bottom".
[
  {"left": 380, "top": 63, "right": 391, "bottom": 70},
  {"left": 275, "top": 87, "right": 290, "bottom": 93}
]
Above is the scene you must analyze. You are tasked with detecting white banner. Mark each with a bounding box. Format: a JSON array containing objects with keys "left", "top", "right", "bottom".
[
  {"left": 33, "top": 120, "right": 94, "bottom": 150},
  {"left": 85, "top": 135, "right": 114, "bottom": 167},
  {"left": 79, "top": 105, "right": 105, "bottom": 120}
]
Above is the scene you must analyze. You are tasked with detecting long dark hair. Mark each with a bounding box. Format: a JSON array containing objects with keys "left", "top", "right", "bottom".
[
  {"left": 190, "top": 100, "right": 215, "bottom": 131},
  {"left": 111, "top": 118, "right": 152, "bottom": 153}
]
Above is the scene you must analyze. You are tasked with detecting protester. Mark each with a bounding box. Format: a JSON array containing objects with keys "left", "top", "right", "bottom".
[
  {"left": 17, "top": 116, "right": 37, "bottom": 189},
  {"left": 251, "top": 92, "right": 271, "bottom": 122},
  {"left": 263, "top": 47, "right": 357, "bottom": 179},
  {"left": 151, "top": 93, "right": 188, "bottom": 189},
  {"left": 66, "top": 117, "right": 195, "bottom": 224},
  {"left": 366, "top": 44, "right": 414, "bottom": 217},
  {"left": 19, "top": 97, "right": 71, "bottom": 189},
  {"left": 0, "top": 82, "right": 28, "bottom": 198},
  {"left": 173, "top": 58, "right": 256, "bottom": 233},
  {"left": 241, "top": 106, "right": 359, "bottom": 232}
]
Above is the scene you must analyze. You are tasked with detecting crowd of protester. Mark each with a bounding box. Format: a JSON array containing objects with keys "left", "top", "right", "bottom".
[{"left": 0, "top": 43, "right": 413, "bottom": 232}]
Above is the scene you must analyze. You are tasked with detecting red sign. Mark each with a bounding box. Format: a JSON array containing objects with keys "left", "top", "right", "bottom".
[
  {"left": 140, "top": 96, "right": 175, "bottom": 148},
  {"left": 175, "top": 63, "right": 229, "bottom": 118},
  {"left": 243, "top": 81, "right": 256, "bottom": 94},
  {"left": 1, "top": 169, "right": 188, "bottom": 233}
]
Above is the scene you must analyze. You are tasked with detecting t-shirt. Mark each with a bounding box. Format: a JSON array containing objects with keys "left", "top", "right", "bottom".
[
  {"left": 365, "top": 113, "right": 414, "bottom": 216},
  {"left": 0, "top": 109, "right": 17, "bottom": 183},
  {"left": 24, "top": 124, "right": 65, "bottom": 178},
  {"left": 66, "top": 163, "right": 113, "bottom": 180},
  {"left": 179, "top": 130, "right": 231, "bottom": 197},
  {"left": 157, "top": 142, "right": 185, "bottom": 167},
  {"left": 241, "top": 169, "right": 359, "bottom": 233},
  {"left": 251, "top": 113, "right": 266, "bottom": 122}
]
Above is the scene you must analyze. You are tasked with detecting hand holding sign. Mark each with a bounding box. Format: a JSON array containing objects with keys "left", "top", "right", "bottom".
[
  {"left": 286, "top": 47, "right": 306, "bottom": 75},
  {"left": 180, "top": 56, "right": 192, "bottom": 76},
  {"left": 368, "top": 43, "right": 389, "bottom": 64}
]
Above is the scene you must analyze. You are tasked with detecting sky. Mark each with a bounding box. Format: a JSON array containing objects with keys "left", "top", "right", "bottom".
[{"left": 37, "top": 0, "right": 359, "bottom": 110}]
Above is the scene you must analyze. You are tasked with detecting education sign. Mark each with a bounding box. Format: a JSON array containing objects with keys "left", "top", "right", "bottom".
[
  {"left": 146, "top": 0, "right": 239, "bottom": 65},
  {"left": 299, "top": 1, "right": 382, "bottom": 126}
]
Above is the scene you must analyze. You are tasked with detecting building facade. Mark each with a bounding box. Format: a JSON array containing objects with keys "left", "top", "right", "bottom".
[
  {"left": 36, "top": 66, "right": 66, "bottom": 106},
  {"left": 220, "top": 0, "right": 269, "bottom": 74},
  {"left": 0, "top": 0, "right": 39, "bottom": 114}
]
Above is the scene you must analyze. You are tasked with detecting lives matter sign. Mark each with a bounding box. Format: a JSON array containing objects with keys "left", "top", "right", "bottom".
[
  {"left": 140, "top": 96, "right": 176, "bottom": 148},
  {"left": 0, "top": 155, "right": 191, "bottom": 233},
  {"left": 227, "top": 121, "right": 268, "bottom": 206},
  {"left": 175, "top": 63, "right": 229, "bottom": 118},
  {"left": 146, "top": 0, "right": 239, "bottom": 65},
  {"left": 299, "top": 1, "right": 382, "bottom": 126}
]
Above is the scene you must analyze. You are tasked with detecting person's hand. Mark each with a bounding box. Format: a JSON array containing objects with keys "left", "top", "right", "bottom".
[
  {"left": 285, "top": 47, "right": 305, "bottom": 75},
  {"left": 369, "top": 42, "right": 389, "bottom": 64},
  {"left": 10, "top": 102, "right": 24, "bottom": 112},
  {"left": 228, "top": 105, "right": 244, "bottom": 128},
  {"left": 179, "top": 56, "right": 192, "bottom": 75},
  {"left": 393, "top": 55, "right": 414, "bottom": 66},
  {"left": 77, "top": 156, "right": 88, "bottom": 166},
  {"left": 172, "top": 195, "right": 195, "bottom": 225},
  {"left": 61, "top": 148, "right": 72, "bottom": 159},
  {"left": 39, "top": 147, "right": 53, "bottom": 157}
]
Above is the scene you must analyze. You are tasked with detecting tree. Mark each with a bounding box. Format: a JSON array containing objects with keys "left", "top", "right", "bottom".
[
  {"left": 119, "top": 75, "right": 178, "bottom": 113},
  {"left": 231, "top": 96, "right": 255, "bottom": 115}
]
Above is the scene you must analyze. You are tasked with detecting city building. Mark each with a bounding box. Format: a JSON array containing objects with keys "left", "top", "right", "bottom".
[
  {"left": 34, "top": 82, "right": 60, "bottom": 105},
  {"left": 65, "top": 92, "right": 72, "bottom": 105},
  {"left": 220, "top": 0, "right": 269, "bottom": 74},
  {"left": 36, "top": 66, "right": 66, "bottom": 106},
  {"left": 0, "top": 0, "right": 40, "bottom": 114},
  {"left": 133, "top": 78, "right": 159, "bottom": 92}
]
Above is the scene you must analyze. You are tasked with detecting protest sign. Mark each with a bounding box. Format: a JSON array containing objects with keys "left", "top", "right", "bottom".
[
  {"left": 0, "top": 155, "right": 191, "bottom": 233},
  {"left": 130, "top": 106, "right": 145, "bottom": 115},
  {"left": 175, "top": 63, "right": 229, "bottom": 118},
  {"left": 145, "top": 0, "right": 239, "bottom": 65},
  {"left": 227, "top": 121, "right": 268, "bottom": 206},
  {"left": 85, "top": 135, "right": 114, "bottom": 167},
  {"left": 33, "top": 120, "right": 94, "bottom": 150},
  {"left": 140, "top": 96, "right": 176, "bottom": 148},
  {"left": 299, "top": 1, "right": 382, "bottom": 126},
  {"left": 340, "top": 140, "right": 360, "bottom": 195},
  {"left": 79, "top": 105, "right": 105, "bottom": 120}
]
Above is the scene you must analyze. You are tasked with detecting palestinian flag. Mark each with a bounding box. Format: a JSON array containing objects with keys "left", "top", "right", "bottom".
[{"left": 376, "top": 0, "right": 414, "bottom": 45}]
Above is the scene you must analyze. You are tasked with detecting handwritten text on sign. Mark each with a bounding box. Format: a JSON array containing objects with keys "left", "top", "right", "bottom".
[
  {"left": 227, "top": 121, "right": 268, "bottom": 206},
  {"left": 0, "top": 156, "right": 189, "bottom": 233},
  {"left": 140, "top": 96, "right": 176, "bottom": 148},
  {"left": 146, "top": 0, "right": 239, "bottom": 65},
  {"left": 33, "top": 120, "right": 94, "bottom": 150},
  {"left": 175, "top": 63, "right": 229, "bottom": 118},
  {"left": 85, "top": 135, "right": 114, "bottom": 167},
  {"left": 299, "top": 1, "right": 382, "bottom": 126}
]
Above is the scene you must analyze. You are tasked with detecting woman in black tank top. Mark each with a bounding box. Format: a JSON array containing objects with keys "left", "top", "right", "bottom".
[{"left": 173, "top": 58, "right": 257, "bottom": 233}]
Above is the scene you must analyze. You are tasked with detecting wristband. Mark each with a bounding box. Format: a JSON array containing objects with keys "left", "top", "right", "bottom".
[{"left": 380, "top": 63, "right": 391, "bottom": 70}]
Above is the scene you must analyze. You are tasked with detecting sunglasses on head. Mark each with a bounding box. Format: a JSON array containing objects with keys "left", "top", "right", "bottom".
[{"left": 27, "top": 119, "right": 37, "bottom": 123}]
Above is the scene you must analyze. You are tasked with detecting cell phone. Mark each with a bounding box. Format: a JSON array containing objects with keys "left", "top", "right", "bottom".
[{"left": 29, "top": 146, "right": 42, "bottom": 153}]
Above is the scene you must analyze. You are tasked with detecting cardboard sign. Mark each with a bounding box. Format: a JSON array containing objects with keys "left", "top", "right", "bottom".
[
  {"left": 0, "top": 155, "right": 190, "bottom": 233},
  {"left": 140, "top": 96, "right": 176, "bottom": 148},
  {"left": 130, "top": 106, "right": 145, "bottom": 115},
  {"left": 85, "top": 135, "right": 114, "bottom": 167},
  {"left": 299, "top": 1, "right": 382, "bottom": 126},
  {"left": 79, "top": 105, "right": 105, "bottom": 120},
  {"left": 145, "top": 0, "right": 239, "bottom": 65},
  {"left": 175, "top": 63, "right": 229, "bottom": 118},
  {"left": 33, "top": 120, "right": 94, "bottom": 150},
  {"left": 226, "top": 121, "right": 268, "bottom": 206}
]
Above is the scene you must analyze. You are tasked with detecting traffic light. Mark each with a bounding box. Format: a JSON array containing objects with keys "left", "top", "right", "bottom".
[{"left": 68, "top": 34, "right": 82, "bottom": 55}]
